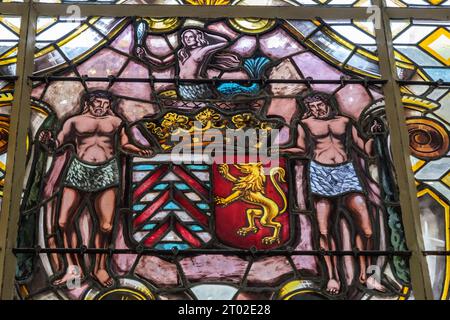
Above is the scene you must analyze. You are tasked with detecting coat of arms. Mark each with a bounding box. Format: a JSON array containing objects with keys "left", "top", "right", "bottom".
[{"left": 213, "top": 158, "right": 290, "bottom": 249}]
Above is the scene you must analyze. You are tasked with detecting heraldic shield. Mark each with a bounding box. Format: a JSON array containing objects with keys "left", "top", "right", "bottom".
[{"left": 213, "top": 157, "right": 290, "bottom": 250}]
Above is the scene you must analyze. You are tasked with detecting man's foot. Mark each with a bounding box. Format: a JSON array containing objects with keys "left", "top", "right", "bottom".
[
  {"left": 326, "top": 279, "right": 340, "bottom": 295},
  {"left": 364, "top": 276, "right": 387, "bottom": 292},
  {"left": 52, "top": 268, "right": 83, "bottom": 286},
  {"left": 92, "top": 269, "right": 114, "bottom": 287}
]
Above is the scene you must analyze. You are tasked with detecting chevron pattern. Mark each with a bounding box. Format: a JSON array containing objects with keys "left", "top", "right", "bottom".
[{"left": 131, "top": 159, "right": 212, "bottom": 250}]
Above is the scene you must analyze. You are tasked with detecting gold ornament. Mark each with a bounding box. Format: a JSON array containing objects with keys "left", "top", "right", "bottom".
[
  {"left": 228, "top": 18, "right": 276, "bottom": 34},
  {"left": 143, "top": 18, "right": 182, "bottom": 33},
  {"left": 406, "top": 117, "right": 449, "bottom": 160}
]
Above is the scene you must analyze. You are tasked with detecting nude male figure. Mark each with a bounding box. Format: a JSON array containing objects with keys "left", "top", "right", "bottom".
[
  {"left": 280, "top": 92, "right": 385, "bottom": 295},
  {"left": 40, "top": 90, "right": 153, "bottom": 287}
]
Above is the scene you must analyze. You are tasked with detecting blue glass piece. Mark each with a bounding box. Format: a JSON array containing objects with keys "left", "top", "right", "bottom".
[
  {"left": 142, "top": 224, "right": 156, "bottom": 230},
  {"left": 133, "top": 164, "right": 157, "bottom": 171},
  {"left": 155, "top": 243, "right": 190, "bottom": 250},
  {"left": 197, "top": 203, "right": 210, "bottom": 210},
  {"left": 133, "top": 204, "right": 146, "bottom": 211},
  {"left": 186, "top": 165, "right": 209, "bottom": 170},
  {"left": 164, "top": 201, "right": 181, "bottom": 210},
  {"left": 153, "top": 183, "right": 169, "bottom": 190},
  {"left": 175, "top": 183, "right": 190, "bottom": 190},
  {"left": 189, "top": 225, "right": 203, "bottom": 231},
  {"left": 424, "top": 68, "right": 450, "bottom": 82}
]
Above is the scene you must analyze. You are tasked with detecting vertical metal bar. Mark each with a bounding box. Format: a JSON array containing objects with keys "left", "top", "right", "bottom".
[
  {"left": 0, "top": 1, "right": 37, "bottom": 299},
  {"left": 373, "top": 0, "right": 433, "bottom": 299}
]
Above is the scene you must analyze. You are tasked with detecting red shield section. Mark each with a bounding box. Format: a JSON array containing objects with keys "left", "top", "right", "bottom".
[{"left": 213, "top": 157, "right": 290, "bottom": 249}]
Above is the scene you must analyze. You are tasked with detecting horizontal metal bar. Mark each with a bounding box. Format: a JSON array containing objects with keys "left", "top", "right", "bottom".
[
  {"left": 0, "top": 3, "right": 448, "bottom": 20},
  {"left": 0, "top": 76, "right": 18, "bottom": 81},
  {"left": 32, "top": 4, "right": 371, "bottom": 19},
  {"left": 29, "top": 75, "right": 387, "bottom": 85},
  {"left": 30, "top": 4, "right": 450, "bottom": 20},
  {"left": 423, "top": 251, "right": 450, "bottom": 256},
  {"left": 385, "top": 7, "right": 450, "bottom": 20},
  {"left": 0, "top": 2, "right": 26, "bottom": 15},
  {"left": 12, "top": 247, "right": 412, "bottom": 257},
  {"left": 397, "top": 80, "right": 450, "bottom": 87}
]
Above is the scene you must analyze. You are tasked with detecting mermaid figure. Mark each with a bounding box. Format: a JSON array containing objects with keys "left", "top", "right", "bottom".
[
  {"left": 177, "top": 28, "right": 232, "bottom": 100},
  {"left": 134, "top": 21, "right": 270, "bottom": 100}
]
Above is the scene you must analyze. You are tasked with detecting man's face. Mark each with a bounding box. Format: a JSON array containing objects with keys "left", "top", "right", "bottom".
[
  {"left": 88, "top": 97, "right": 111, "bottom": 117},
  {"left": 307, "top": 100, "right": 330, "bottom": 119},
  {"left": 183, "top": 31, "right": 197, "bottom": 47}
]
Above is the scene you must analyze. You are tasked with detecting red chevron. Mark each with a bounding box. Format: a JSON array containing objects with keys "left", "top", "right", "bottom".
[
  {"left": 133, "top": 190, "right": 170, "bottom": 228},
  {"left": 175, "top": 222, "right": 202, "bottom": 248},
  {"left": 133, "top": 165, "right": 169, "bottom": 202},
  {"left": 174, "top": 190, "right": 208, "bottom": 226},
  {"left": 172, "top": 165, "right": 208, "bottom": 197},
  {"left": 143, "top": 221, "right": 170, "bottom": 247}
]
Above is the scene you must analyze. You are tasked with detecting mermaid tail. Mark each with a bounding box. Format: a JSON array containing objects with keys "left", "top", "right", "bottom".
[
  {"left": 216, "top": 57, "right": 270, "bottom": 98},
  {"left": 243, "top": 57, "right": 270, "bottom": 79},
  {"left": 215, "top": 82, "right": 260, "bottom": 97}
]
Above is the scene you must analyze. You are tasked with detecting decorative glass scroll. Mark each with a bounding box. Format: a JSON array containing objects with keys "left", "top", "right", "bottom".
[
  {"left": 391, "top": 19, "right": 450, "bottom": 299},
  {"left": 407, "top": 87, "right": 450, "bottom": 300},
  {"left": 14, "top": 16, "right": 412, "bottom": 301}
]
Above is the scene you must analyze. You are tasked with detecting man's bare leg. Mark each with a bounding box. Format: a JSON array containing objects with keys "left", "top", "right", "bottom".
[
  {"left": 93, "top": 187, "right": 116, "bottom": 287},
  {"left": 47, "top": 200, "right": 62, "bottom": 274},
  {"left": 345, "top": 193, "right": 385, "bottom": 292},
  {"left": 53, "top": 187, "right": 83, "bottom": 285},
  {"left": 315, "top": 198, "right": 340, "bottom": 295}
]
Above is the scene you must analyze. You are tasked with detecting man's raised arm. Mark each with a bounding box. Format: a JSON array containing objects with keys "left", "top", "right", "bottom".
[{"left": 197, "top": 33, "right": 228, "bottom": 57}]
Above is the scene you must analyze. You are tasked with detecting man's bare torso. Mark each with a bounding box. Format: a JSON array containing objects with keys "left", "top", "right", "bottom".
[
  {"left": 301, "top": 116, "right": 350, "bottom": 165},
  {"left": 70, "top": 114, "right": 122, "bottom": 163}
]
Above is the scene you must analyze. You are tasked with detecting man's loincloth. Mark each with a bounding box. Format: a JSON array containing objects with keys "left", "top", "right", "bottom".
[
  {"left": 179, "top": 83, "right": 214, "bottom": 100},
  {"left": 63, "top": 157, "right": 119, "bottom": 192},
  {"left": 309, "top": 160, "right": 364, "bottom": 197}
]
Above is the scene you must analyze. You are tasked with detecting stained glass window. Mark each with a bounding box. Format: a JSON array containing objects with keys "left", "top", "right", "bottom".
[
  {"left": 8, "top": 15, "right": 416, "bottom": 300},
  {"left": 391, "top": 19, "right": 450, "bottom": 299},
  {"left": 0, "top": 0, "right": 446, "bottom": 302}
]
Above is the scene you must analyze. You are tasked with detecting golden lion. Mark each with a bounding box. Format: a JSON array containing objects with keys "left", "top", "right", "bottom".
[{"left": 214, "top": 163, "right": 287, "bottom": 245}]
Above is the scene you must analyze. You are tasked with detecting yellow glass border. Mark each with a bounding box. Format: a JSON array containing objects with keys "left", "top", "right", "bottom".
[{"left": 417, "top": 188, "right": 450, "bottom": 300}]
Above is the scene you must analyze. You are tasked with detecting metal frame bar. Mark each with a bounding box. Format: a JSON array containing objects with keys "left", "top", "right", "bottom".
[
  {"left": 12, "top": 247, "right": 412, "bottom": 257},
  {"left": 28, "top": 76, "right": 387, "bottom": 84},
  {"left": 0, "top": 0, "right": 37, "bottom": 300},
  {"left": 373, "top": 0, "right": 433, "bottom": 299},
  {"left": 0, "top": 0, "right": 446, "bottom": 300},
  {"left": 0, "top": 3, "right": 448, "bottom": 19},
  {"left": 423, "top": 252, "right": 450, "bottom": 256}
]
